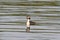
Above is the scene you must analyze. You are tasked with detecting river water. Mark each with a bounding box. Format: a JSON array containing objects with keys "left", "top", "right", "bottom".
[{"left": 0, "top": 0, "right": 60, "bottom": 40}]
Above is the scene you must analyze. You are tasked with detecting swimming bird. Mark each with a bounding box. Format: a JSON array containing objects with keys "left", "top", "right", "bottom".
[
  {"left": 26, "top": 16, "right": 36, "bottom": 32},
  {"left": 26, "top": 16, "right": 36, "bottom": 25}
]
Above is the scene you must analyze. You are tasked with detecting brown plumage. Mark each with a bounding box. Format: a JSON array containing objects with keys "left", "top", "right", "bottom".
[{"left": 30, "top": 21, "right": 36, "bottom": 25}]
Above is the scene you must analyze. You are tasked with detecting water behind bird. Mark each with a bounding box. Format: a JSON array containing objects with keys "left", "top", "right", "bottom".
[{"left": 0, "top": 0, "right": 60, "bottom": 40}]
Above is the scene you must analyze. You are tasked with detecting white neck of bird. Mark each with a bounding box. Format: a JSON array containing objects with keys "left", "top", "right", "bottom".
[
  {"left": 26, "top": 19, "right": 30, "bottom": 27},
  {"left": 27, "top": 19, "right": 30, "bottom": 22}
]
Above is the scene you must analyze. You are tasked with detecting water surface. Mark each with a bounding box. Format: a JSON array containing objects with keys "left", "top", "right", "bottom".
[{"left": 0, "top": 0, "right": 60, "bottom": 40}]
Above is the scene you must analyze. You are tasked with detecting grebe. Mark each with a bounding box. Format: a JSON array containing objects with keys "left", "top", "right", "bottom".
[{"left": 26, "top": 16, "right": 36, "bottom": 32}]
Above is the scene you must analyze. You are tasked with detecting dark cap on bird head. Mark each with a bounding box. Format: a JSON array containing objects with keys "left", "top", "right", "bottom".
[{"left": 26, "top": 16, "right": 30, "bottom": 19}]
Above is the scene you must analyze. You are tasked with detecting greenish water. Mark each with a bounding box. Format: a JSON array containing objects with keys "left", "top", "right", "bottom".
[{"left": 0, "top": 0, "right": 60, "bottom": 40}]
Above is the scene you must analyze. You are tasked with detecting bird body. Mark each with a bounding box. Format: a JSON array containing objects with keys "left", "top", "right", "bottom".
[{"left": 26, "top": 16, "right": 36, "bottom": 32}]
